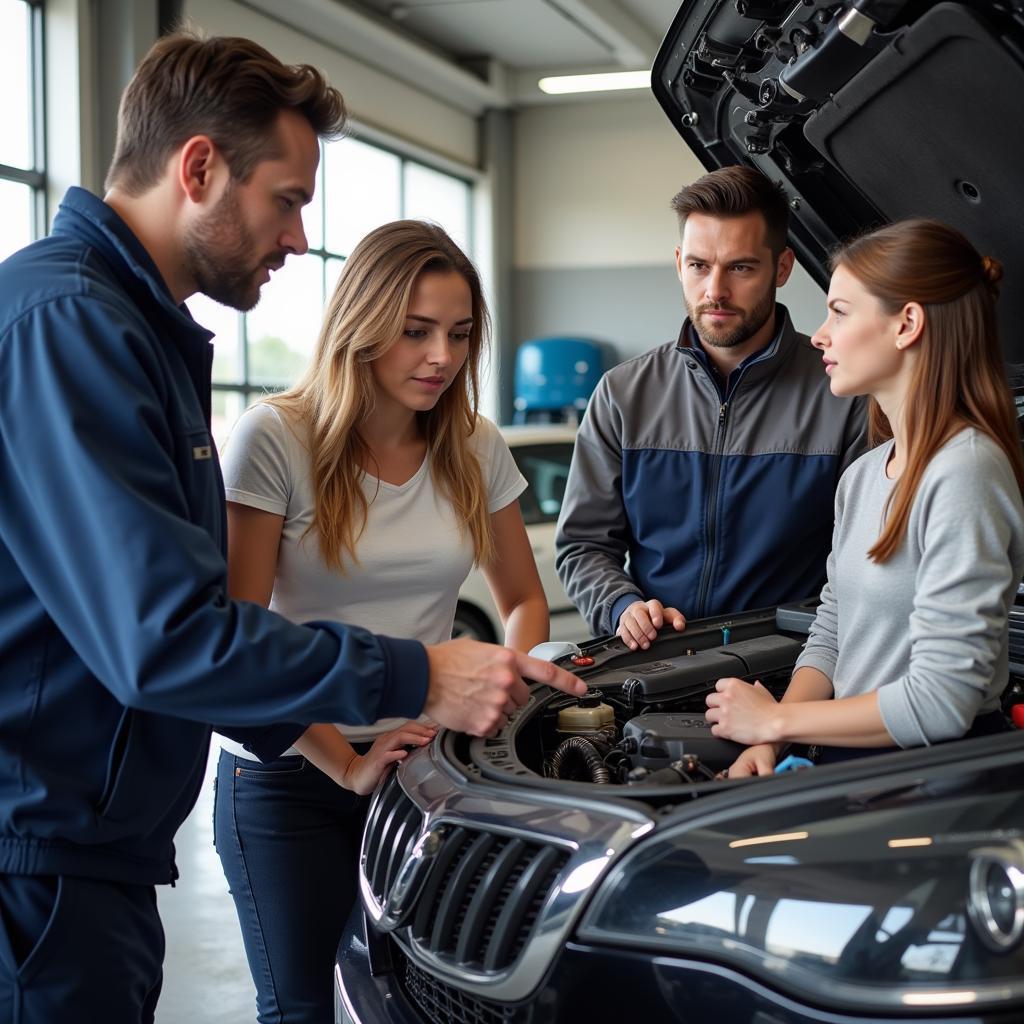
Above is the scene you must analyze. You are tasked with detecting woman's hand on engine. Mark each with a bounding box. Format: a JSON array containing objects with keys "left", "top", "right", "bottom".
[
  {"left": 723, "top": 743, "right": 779, "bottom": 778},
  {"left": 705, "top": 676, "right": 781, "bottom": 746}
]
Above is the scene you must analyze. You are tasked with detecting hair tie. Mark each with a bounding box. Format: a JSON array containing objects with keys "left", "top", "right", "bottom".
[{"left": 980, "top": 254, "right": 1004, "bottom": 293}]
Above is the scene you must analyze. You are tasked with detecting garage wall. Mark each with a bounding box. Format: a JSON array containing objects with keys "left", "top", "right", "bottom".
[
  {"left": 508, "top": 91, "right": 825, "bottom": 417},
  {"left": 183, "top": 0, "right": 479, "bottom": 167}
]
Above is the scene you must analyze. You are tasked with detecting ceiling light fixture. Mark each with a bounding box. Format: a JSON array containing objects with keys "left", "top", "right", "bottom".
[{"left": 538, "top": 70, "right": 651, "bottom": 95}]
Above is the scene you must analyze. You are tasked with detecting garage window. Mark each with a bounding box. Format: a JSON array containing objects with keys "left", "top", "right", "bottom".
[{"left": 0, "top": 0, "right": 45, "bottom": 262}]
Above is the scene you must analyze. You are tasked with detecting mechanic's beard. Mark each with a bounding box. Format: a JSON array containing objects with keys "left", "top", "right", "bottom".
[
  {"left": 688, "top": 286, "right": 776, "bottom": 350},
  {"left": 183, "top": 185, "right": 268, "bottom": 313}
]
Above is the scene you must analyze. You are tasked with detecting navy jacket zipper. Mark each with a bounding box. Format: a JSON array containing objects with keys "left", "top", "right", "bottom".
[{"left": 695, "top": 398, "right": 729, "bottom": 617}]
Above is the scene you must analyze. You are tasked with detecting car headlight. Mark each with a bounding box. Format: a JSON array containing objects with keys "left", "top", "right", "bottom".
[{"left": 577, "top": 779, "right": 1024, "bottom": 1014}]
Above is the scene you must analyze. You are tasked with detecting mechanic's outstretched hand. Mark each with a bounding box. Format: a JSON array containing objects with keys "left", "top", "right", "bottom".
[
  {"left": 617, "top": 599, "right": 686, "bottom": 651},
  {"left": 424, "top": 638, "right": 587, "bottom": 736},
  {"left": 705, "top": 676, "right": 779, "bottom": 746}
]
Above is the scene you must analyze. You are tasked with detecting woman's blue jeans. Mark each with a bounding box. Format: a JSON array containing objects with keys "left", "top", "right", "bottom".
[{"left": 214, "top": 749, "right": 369, "bottom": 1024}]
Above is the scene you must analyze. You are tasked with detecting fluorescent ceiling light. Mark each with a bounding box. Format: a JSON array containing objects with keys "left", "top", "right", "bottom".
[{"left": 538, "top": 70, "right": 651, "bottom": 95}]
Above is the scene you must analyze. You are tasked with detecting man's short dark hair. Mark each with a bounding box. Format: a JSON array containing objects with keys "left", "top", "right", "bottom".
[
  {"left": 670, "top": 166, "right": 790, "bottom": 257},
  {"left": 105, "top": 30, "right": 348, "bottom": 195}
]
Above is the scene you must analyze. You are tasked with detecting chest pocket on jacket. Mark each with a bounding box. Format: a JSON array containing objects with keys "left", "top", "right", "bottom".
[{"left": 173, "top": 427, "right": 223, "bottom": 546}]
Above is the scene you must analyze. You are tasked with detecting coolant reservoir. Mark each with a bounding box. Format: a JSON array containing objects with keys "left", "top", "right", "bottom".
[{"left": 557, "top": 693, "right": 615, "bottom": 735}]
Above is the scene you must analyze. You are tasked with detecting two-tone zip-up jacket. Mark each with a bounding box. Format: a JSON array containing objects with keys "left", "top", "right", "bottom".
[
  {"left": 0, "top": 188, "right": 427, "bottom": 885},
  {"left": 555, "top": 308, "right": 867, "bottom": 636}
]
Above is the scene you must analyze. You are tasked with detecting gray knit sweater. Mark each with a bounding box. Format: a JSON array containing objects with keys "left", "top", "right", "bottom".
[{"left": 795, "top": 427, "right": 1024, "bottom": 747}]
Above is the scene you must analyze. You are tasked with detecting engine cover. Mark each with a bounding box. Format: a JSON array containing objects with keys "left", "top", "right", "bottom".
[{"left": 622, "top": 713, "right": 744, "bottom": 773}]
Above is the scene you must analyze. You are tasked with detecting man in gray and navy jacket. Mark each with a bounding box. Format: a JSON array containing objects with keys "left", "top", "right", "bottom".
[{"left": 556, "top": 167, "right": 866, "bottom": 649}]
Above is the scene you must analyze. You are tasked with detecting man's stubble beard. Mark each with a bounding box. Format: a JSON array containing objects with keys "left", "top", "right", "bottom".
[
  {"left": 687, "top": 284, "right": 776, "bottom": 350},
  {"left": 183, "top": 183, "right": 268, "bottom": 313}
]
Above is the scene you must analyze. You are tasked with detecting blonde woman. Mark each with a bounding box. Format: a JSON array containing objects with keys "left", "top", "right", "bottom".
[{"left": 214, "top": 221, "right": 549, "bottom": 1023}]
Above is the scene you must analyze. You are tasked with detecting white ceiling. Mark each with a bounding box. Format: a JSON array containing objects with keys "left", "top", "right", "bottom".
[
  {"left": 347, "top": 0, "right": 680, "bottom": 69},
  {"left": 244, "top": 0, "right": 684, "bottom": 113}
]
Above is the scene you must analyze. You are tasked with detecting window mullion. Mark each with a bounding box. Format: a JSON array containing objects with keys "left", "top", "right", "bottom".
[{"left": 29, "top": 0, "right": 47, "bottom": 237}]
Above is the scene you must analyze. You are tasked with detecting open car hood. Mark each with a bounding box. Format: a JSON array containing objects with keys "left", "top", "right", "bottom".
[{"left": 652, "top": 0, "right": 1024, "bottom": 365}]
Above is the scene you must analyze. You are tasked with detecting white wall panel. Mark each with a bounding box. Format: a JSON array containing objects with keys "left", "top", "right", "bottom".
[
  {"left": 184, "top": 0, "right": 479, "bottom": 167},
  {"left": 514, "top": 93, "right": 702, "bottom": 269}
]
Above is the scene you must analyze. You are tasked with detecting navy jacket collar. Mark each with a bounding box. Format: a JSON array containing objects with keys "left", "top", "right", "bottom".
[{"left": 52, "top": 187, "right": 213, "bottom": 347}]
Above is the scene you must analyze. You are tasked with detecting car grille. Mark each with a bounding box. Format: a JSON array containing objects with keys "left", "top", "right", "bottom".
[
  {"left": 397, "top": 946, "right": 516, "bottom": 1024},
  {"left": 408, "top": 826, "right": 568, "bottom": 971},
  {"left": 363, "top": 774, "right": 570, "bottom": 974},
  {"left": 363, "top": 773, "right": 425, "bottom": 907}
]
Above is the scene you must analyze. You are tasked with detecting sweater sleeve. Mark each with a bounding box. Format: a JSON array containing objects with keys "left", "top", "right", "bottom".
[
  {"left": 877, "top": 440, "right": 1024, "bottom": 747},
  {"left": 554, "top": 374, "right": 642, "bottom": 635}
]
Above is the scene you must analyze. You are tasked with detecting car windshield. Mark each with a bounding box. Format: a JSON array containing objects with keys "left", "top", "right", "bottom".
[{"left": 510, "top": 442, "right": 573, "bottom": 526}]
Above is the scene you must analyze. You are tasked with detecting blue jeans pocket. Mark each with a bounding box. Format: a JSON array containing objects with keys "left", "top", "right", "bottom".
[{"left": 233, "top": 756, "right": 307, "bottom": 779}]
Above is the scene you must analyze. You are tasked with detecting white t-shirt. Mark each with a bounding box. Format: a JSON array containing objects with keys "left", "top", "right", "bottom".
[{"left": 219, "top": 403, "right": 526, "bottom": 755}]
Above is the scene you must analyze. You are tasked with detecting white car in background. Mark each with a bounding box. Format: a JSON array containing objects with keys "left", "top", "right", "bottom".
[{"left": 454, "top": 424, "right": 590, "bottom": 644}]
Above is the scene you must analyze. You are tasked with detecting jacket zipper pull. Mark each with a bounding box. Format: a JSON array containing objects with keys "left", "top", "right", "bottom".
[{"left": 719, "top": 402, "right": 728, "bottom": 425}]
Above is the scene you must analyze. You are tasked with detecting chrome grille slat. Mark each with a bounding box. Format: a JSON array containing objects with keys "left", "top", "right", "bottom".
[
  {"left": 367, "top": 780, "right": 406, "bottom": 899},
  {"left": 411, "top": 826, "right": 469, "bottom": 941},
  {"left": 380, "top": 800, "right": 421, "bottom": 903},
  {"left": 482, "top": 845, "right": 562, "bottom": 971},
  {"left": 455, "top": 837, "right": 526, "bottom": 966},
  {"left": 363, "top": 774, "right": 424, "bottom": 907},
  {"left": 430, "top": 831, "right": 496, "bottom": 953}
]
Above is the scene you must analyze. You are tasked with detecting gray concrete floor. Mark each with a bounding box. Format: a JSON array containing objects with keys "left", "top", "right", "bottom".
[{"left": 155, "top": 745, "right": 257, "bottom": 1024}]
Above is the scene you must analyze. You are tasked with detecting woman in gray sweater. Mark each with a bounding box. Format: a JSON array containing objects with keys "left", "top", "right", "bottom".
[{"left": 706, "top": 219, "right": 1024, "bottom": 774}]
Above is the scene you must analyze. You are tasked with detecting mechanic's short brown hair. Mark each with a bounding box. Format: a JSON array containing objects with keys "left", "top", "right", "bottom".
[
  {"left": 670, "top": 166, "right": 790, "bottom": 257},
  {"left": 105, "top": 30, "right": 347, "bottom": 195}
]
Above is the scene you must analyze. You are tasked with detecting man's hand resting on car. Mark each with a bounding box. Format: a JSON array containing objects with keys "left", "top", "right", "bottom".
[
  {"left": 424, "top": 638, "right": 587, "bottom": 735},
  {"left": 617, "top": 599, "right": 686, "bottom": 651}
]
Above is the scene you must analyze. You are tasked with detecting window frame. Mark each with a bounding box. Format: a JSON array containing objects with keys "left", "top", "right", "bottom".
[{"left": 1, "top": 0, "right": 47, "bottom": 243}]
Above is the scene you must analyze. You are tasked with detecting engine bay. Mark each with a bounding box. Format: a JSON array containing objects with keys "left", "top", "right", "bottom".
[
  {"left": 457, "top": 601, "right": 1024, "bottom": 791},
  {"left": 530, "top": 633, "right": 803, "bottom": 784},
  {"left": 463, "top": 606, "right": 812, "bottom": 789}
]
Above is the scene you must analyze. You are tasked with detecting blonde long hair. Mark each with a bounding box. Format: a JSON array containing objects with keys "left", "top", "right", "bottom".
[
  {"left": 832, "top": 219, "right": 1024, "bottom": 563},
  {"left": 267, "top": 220, "right": 494, "bottom": 572}
]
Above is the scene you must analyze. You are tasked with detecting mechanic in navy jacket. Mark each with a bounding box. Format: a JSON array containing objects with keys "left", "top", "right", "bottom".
[{"left": 0, "top": 32, "right": 584, "bottom": 1023}]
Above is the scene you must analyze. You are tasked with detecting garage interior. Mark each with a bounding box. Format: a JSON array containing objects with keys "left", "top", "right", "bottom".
[
  {"left": 26, "top": 4, "right": 822, "bottom": 1019},
  {"left": 14, "top": 1, "right": 1019, "bottom": 1023}
]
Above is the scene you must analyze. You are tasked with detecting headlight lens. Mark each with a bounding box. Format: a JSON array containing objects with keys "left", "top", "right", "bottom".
[
  {"left": 968, "top": 846, "right": 1024, "bottom": 953},
  {"left": 578, "top": 775, "right": 1024, "bottom": 1014}
]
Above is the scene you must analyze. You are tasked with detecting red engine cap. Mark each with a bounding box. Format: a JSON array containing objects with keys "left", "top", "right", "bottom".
[
  {"left": 570, "top": 655, "right": 595, "bottom": 667},
  {"left": 1011, "top": 704, "right": 1024, "bottom": 730}
]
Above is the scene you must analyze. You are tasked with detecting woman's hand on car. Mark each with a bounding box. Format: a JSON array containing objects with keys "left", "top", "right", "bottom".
[
  {"left": 617, "top": 599, "right": 686, "bottom": 651},
  {"left": 346, "top": 722, "right": 437, "bottom": 795}
]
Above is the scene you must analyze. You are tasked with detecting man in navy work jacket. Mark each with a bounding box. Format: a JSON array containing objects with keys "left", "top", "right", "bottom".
[
  {"left": 556, "top": 166, "right": 866, "bottom": 649},
  {"left": 0, "top": 32, "right": 584, "bottom": 1022}
]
